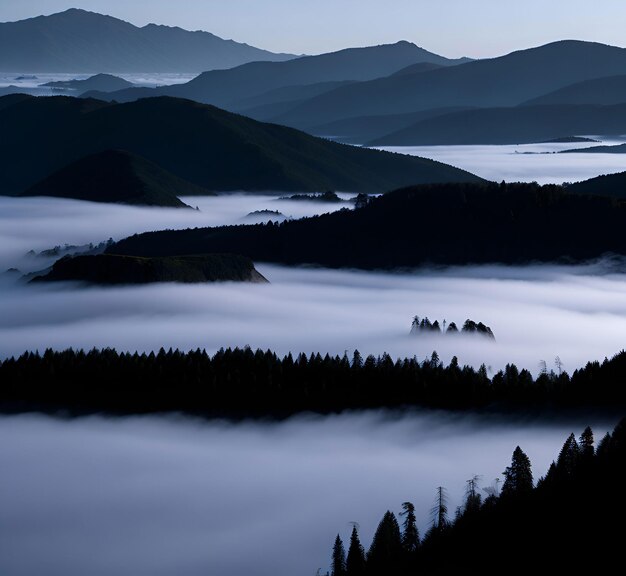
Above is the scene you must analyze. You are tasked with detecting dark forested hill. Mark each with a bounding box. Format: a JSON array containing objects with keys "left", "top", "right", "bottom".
[
  {"left": 0, "top": 9, "right": 294, "bottom": 72},
  {"left": 21, "top": 149, "right": 205, "bottom": 207},
  {"left": 324, "top": 419, "right": 626, "bottom": 576},
  {"left": 0, "top": 95, "right": 481, "bottom": 195},
  {"left": 109, "top": 182, "right": 626, "bottom": 268},
  {"left": 31, "top": 254, "right": 267, "bottom": 285},
  {"left": 567, "top": 171, "right": 626, "bottom": 199}
]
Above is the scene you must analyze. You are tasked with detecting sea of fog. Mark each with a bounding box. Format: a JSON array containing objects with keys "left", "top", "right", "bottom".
[
  {"left": 378, "top": 138, "right": 626, "bottom": 184},
  {"left": 1, "top": 165, "right": 625, "bottom": 576},
  {"left": 2, "top": 195, "right": 626, "bottom": 374},
  {"left": 0, "top": 72, "right": 198, "bottom": 95},
  {"left": 0, "top": 412, "right": 617, "bottom": 576}
]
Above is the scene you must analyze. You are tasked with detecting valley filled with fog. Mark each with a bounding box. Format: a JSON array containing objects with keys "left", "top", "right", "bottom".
[
  {"left": 2, "top": 183, "right": 626, "bottom": 374},
  {"left": 2, "top": 149, "right": 626, "bottom": 576},
  {"left": 379, "top": 139, "right": 626, "bottom": 184}
]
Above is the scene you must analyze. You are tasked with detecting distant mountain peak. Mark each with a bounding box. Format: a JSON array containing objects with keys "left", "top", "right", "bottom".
[{"left": 0, "top": 9, "right": 297, "bottom": 72}]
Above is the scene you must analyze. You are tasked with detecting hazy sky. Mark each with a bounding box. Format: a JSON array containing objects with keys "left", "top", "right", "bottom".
[{"left": 1, "top": 0, "right": 626, "bottom": 58}]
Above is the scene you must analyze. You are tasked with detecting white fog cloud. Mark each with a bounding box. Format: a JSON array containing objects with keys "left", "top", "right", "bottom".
[
  {"left": 2, "top": 262, "right": 626, "bottom": 375},
  {"left": 378, "top": 139, "right": 626, "bottom": 184}
]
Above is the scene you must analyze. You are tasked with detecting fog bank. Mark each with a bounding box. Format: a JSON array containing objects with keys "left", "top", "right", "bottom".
[
  {"left": 380, "top": 139, "right": 626, "bottom": 184},
  {"left": 3, "top": 262, "right": 626, "bottom": 375},
  {"left": 0, "top": 195, "right": 349, "bottom": 273},
  {"left": 0, "top": 412, "right": 615, "bottom": 576}
]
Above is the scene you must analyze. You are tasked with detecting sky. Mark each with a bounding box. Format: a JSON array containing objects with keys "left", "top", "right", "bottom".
[{"left": 1, "top": 0, "right": 626, "bottom": 58}]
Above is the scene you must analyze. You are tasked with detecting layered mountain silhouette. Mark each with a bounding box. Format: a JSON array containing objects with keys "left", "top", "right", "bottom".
[
  {"left": 108, "top": 181, "right": 626, "bottom": 269},
  {"left": 523, "top": 74, "right": 626, "bottom": 106},
  {"left": 368, "top": 103, "right": 626, "bottom": 145},
  {"left": 20, "top": 149, "right": 208, "bottom": 207},
  {"left": 270, "top": 41, "right": 626, "bottom": 129},
  {"left": 0, "top": 9, "right": 295, "bottom": 72},
  {"left": 0, "top": 95, "right": 480, "bottom": 196},
  {"left": 83, "top": 41, "right": 470, "bottom": 112},
  {"left": 41, "top": 73, "right": 134, "bottom": 94}
]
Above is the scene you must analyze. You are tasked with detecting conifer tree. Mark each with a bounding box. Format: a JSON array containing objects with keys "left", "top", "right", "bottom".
[
  {"left": 346, "top": 525, "right": 366, "bottom": 576},
  {"left": 501, "top": 446, "right": 533, "bottom": 497},
  {"left": 400, "top": 501, "right": 420, "bottom": 553},
  {"left": 556, "top": 433, "right": 580, "bottom": 475},
  {"left": 331, "top": 534, "right": 346, "bottom": 576},
  {"left": 367, "top": 511, "right": 403, "bottom": 574}
]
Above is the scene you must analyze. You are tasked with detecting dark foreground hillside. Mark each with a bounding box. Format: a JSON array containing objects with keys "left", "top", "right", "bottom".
[
  {"left": 110, "top": 181, "right": 626, "bottom": 268},
  {"left": 323, "top": 419, "right": 626, "bottom": 575}
]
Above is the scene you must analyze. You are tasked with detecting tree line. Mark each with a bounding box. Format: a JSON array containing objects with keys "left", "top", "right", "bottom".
[
  {"left": 1, "top": 346, "right": 626, "bottom": 418},
  {"left": 324, "top": 419, "right": 626, "bottom": 575}
]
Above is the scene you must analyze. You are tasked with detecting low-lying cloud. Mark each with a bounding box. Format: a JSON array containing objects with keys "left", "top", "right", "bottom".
[
  {"left": 3, "top": 195, "right": 626, "bottom": 374},
  {"left": 379, "top": 139, "right": 626, "bottom": 184},
  {"left": 0, "top": 195, "right": 349, "bottom": 273},
  {"left": 0, "top": 412, "right": 615, "bottom": 576},
  {"left": 2, "top": 262, "right": 626, "bottom": 375}
]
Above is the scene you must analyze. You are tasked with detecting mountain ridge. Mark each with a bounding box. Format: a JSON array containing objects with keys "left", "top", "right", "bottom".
[{"left": 0, "top": 8, "right": 296, "bottom": 72}]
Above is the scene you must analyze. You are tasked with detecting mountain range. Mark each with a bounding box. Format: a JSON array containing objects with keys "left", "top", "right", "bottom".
[
  {"left": 82, "top": 40, "right": 470, "bottom": 112},
  {"left": 0, "top": 9, "right": 295, "bottom": 72},
  {"left": 81, "top": 38, "right": 626, "bottom": 145},
  {"left": 0, "top": 94, "right": 480, "bottom": 196}
]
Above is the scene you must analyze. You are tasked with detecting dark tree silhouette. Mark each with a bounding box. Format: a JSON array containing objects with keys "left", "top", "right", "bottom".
[
  {"left": 331, "top": 534, "right": 346, "bottom": 576},
  {"left": 579, "top": 426, "right": 595, "bottom": 460},
  {"left": 346, "top": 526, "right": 366, "bottom": 576},
  {"left": 400, "top": 501, "right": 419, "bottom": 553},
  {"left": 367, "top": 511, "right": 403, "bottom": 575},
  {"left": 501, "top": 446, "right": 533, "bottom": 497}
]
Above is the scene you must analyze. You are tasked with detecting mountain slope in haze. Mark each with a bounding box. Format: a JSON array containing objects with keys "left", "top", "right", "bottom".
[
  {"left": 310, "top": 106, "right": 475, "bottom": 144},
  {"left": 20, "top": 149, "right": 207, "bottom": 207},
  {"left": 561, "top": 142, "right": 626, "bottom": 153},
  {"left": 368, "top": 103, "right": 626, "bottom": 145},
  {"left": 42, "top": 73, "right": 134, "bottom": 94},
  {"left": 108, "top": 182, "right": 626, "bottom": 269},
  {"left": 32, "top": 254, "right": 268, "bottom": 285},
  {"left": 0, "top": 8, "right": 295, "bottom": 72},
  {"left": 273, "top": 40, "right": 626, "bottom": 129},
  {"left": 522, "top": 74, "right": 626, "bottom": 106},
  {"left": 0, "top": 95, "right": 482, "bottom": 196},
  {"left": 567, "top": 171, "right": 626, "bottom": 198},
  {"left": 84, "top": 41, "right": 469, "bottom": 111}
]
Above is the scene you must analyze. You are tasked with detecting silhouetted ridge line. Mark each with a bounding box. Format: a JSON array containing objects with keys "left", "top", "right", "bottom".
[{"left": 1, "top": 346, "right": 625, "bottom": 419}]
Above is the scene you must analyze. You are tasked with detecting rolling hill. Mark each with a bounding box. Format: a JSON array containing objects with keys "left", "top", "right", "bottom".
[
  {"left": 0, "top": 8, "right": 295, "bottom": 72},
  {"left": 368, "top": 103, "right": 626, "bottom": 145},
  {"left": 567, "top": 171, "right": 626, "bottom": 198},
  {"left": 522, "top": 74, "right": 626, "bottom": 106},
  {"left": 32, "top": 254, "right": 268, "bottom": 285},
  {"left": 41, "top": 73, "right": 134, "bottom": 94},
  {"left": 20, "top": 149, "right": 207, "bottom": 207},
  {"left": 0, "top": 95, "right": 481, "bottom": 196},
  {"left": 108, "top": 182, "right": 626, "bottom": 269}
]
